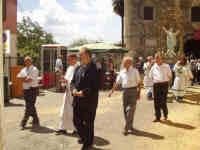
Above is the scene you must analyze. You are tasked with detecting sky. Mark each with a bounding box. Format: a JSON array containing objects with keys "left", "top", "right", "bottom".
[{"left": 17, "top": 0, "right": 122, "bottom": 45}]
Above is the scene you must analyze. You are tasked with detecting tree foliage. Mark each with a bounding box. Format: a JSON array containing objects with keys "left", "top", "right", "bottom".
[
  {"left": 17, "top": 17, "right": 56, "bottom": 60},
  {"left": 69, "top": 38, "right": 89, "bottom": 47},
  {"left": 69, "top": 38, "right": 103, "bottom": 48},
  {"left": 112, "top": 0, "right": 124, "bottom": 17}
]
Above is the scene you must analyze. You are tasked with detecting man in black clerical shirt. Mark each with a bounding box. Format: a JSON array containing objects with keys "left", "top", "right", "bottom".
[{"left": 70, "top": 47, "right": 99, "bottom": 150}]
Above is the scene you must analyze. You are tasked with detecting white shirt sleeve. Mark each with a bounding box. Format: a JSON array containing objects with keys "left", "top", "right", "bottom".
[
  {"left": 29, "top": 67, "right": 39, "bottom": 80},
  {"left": 116, "top": 72, "right": 122, "bottom": 85},
  {"left": 166, "top": 64, "right": 172, "bottom": 80},
  {"left": 149, "top": 65, "right": 154, "bottom": 80},
  {"left": 64, "top": 66, "right": 75, "bottom": 83},
  {"left": 17, "top": 68, "right": 27, "bottom": 78}
]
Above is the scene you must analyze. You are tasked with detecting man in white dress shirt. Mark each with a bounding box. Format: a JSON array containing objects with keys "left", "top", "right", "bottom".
[
  {"left": 109, "top": 57, "right": 141, "bottom": 135},
  {"left": 17, "top": 56, "right": 40, "bottom": 129},
  {"left": 149, "top": 53, "right": 172, "bottom": 122},
  {"left": 55, "top": 55, "right": 63, "bottom": 92},
  {"left": 56, "top": 54, "right": 77, "bottom": 134}
]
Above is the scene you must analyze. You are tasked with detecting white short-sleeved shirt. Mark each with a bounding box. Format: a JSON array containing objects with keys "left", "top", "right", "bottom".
[
  {"left": 149, "top": 63, "right": 172, "bottom": 83},
  {"left": 17, "top": 65, "right": 39, "bottom": 89},
  {"left": 116, "top": 67, "right": 141, "bottom": 88},
  {"left": 64, "top": 65, "right": 76, "bottom": 84}
]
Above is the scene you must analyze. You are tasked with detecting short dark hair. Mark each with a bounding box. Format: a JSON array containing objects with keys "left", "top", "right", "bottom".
[{"left": 80, "top": 47, "right": 91, "bottom": 57}]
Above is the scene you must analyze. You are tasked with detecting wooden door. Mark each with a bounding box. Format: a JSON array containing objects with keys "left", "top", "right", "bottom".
[{"left": 10, "top": 66, "right": 24, "bottom": 97}]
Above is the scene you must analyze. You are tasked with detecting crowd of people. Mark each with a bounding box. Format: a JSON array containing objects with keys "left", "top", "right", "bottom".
[
  {"left": 55, "top": 54, "right": 116, "bottom": 92},
  {"left": 17, "top": 49, "right": 196, "bottom": 150}
]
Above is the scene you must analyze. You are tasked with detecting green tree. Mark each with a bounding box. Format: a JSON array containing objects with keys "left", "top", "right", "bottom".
[
  {"left": 112, "top": 0, "right": 124, "bottom": 17},
  {"left": 17, "top": 17, "right": 56, "bottom": 67},
  {"left": 69, "top": 38, "right": 89, "bottom": 47},
  {"left": 112, "top": 0, "right": 124, "bottom": 46}
]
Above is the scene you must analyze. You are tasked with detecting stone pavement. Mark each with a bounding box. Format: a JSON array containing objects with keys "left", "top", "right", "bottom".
[{"left": 4, "top": 86, "right": 200, "bottom": 150}]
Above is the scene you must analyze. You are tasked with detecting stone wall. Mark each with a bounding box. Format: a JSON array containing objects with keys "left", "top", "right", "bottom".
[{"left": 124, "top": 0, "right": 200, "bottom": 58}]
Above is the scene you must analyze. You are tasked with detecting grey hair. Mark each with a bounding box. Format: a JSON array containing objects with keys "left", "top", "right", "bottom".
[
  {"left": 24, "top": 56, "right": 32, "bottom": 62},
  {"left": 121, "top": 56, "right": 133, "bottom": 68}
]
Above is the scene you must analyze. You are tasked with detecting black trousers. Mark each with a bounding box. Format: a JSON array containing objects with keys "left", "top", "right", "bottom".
[
  {"left": 153, "top": 82, "right": 168, "bottom": 120},
  {"left": 197, "top": 70, "right": 200, "bottom": 83},
  {"left": 73, "top": 105, "right": 96, "bottom": 147},
  {"left": 192, "top": 71, "right": 197, "bottom": 84},
  {"left": 21, "top": 88, "right": 39, "bottom": 126}
]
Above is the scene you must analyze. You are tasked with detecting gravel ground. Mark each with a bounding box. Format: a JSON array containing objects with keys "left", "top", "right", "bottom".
[{"left": 3, "top": 86, "right": 200, "bottom": 150}]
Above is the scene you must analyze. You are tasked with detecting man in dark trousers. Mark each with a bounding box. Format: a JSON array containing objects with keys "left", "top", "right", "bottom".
[
  {"left": 17, "top": 56, "right": 40, "bottom": 130},
  {"left": 149, "top": 53, "right": 172, "bottom": 122},
  {"left": 71, "top": 47, "right": 99, "bottom": 150}
]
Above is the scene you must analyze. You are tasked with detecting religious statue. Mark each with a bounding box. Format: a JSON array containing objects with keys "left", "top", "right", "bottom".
[{"left": 163, "top": 27, "right": 180, "bottom": 57}]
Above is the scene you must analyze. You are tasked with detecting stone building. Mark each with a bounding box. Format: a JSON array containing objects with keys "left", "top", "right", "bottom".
[
  {"left": 113, "top": 0, "right": 200, "bottom": 59},
  {"left": 3, "top": 0, "right": 17, "bottom": 62},
  {"left": 3, "top": 0, "right": 17, "bottom": 102}
]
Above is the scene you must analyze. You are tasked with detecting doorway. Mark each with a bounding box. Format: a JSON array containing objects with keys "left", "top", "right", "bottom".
[{"left": 184, "top": 39, "right": 200, "bottom": 58}]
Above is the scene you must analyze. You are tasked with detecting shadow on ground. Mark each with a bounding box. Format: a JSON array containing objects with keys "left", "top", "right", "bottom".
[
  {"left": 90, "top": 147, "right": 111, "bottom": 150},
  {"left": 184, "top": 92, "right": 200, "bottom": 104},
  {"left": 5, "top": 102, "right": 24, "bottom": 107},
  {"left": 23, "top": 126, "right": 56, "bottom": 134},
  {"left": 94, "top": 136, "right": 110, "bottom": 146},
  {"left": 129, "top": 129, "right": 164, "bottom": 140},
  {"left": 160, "top": 120, "right": 196, "bottom": 130},
  {"left": 57, "top": 132, "right": 110, "bottom": 146},
  {"left": 181, "top": 100, "right": 200, "bottom": 105}
]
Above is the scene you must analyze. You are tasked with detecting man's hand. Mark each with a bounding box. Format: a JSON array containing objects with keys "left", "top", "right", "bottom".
[
  {"left": 23, "top": 77, "right": 32, "bottom": 83},
  {"left": 72, "top": 89, "right": 78, "bottom": 96},
  {"left": 136, "top": 93, "right": 140, "bottom": 100},
  {"left": 76, "top": 91, "right": 84, "bottom": 97}
]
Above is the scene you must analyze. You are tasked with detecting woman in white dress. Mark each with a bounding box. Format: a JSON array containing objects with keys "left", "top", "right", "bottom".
[
  {"left": 172, "top": 57, "right": 191, "bottom": 102},
  {"left": 56, "top": 54, "right": 78, "bottom": 134},
  {"left": 143, "top": 56, "right": 154, "bottom": 100}
]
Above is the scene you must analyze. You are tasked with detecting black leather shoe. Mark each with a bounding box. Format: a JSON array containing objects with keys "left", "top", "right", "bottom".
[
  {"left": 81, "top": 144, "right": 92, "bottom": 150},
  {"left": 20, "top": 122, "right": 26, "bottom": 130},
  {"left": 153, "top": 119, "right": 160, "bottom": 122},
  {"left": 71, "top": 130, "right": 78, "bottom": 135},
  {"left": 20, "top": 125, "right": 26, "bottom": 130},
  {"left": 123, "top": 130, "right": 128, "bottom": 136},
  {"left": 55, "top": 129, "right": 66, "bottom": 134},
  {"left": 78, "top": 139, "right": 84, "bottom": 144}
]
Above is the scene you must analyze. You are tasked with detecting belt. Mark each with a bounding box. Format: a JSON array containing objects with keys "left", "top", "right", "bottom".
[
  {"left": 154, "top": 81, "right": 168, "bottom": 85},
  {"left": 24, "top": 87, "right": 37, "bottom": 91},
  {"left": 123, "top": 86, "right": 137, "bottom": 90}
]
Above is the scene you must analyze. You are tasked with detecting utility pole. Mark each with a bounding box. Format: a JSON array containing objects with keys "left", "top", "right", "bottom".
[{"left": 0, "top": 0, "right": 5, "bottom": 149}]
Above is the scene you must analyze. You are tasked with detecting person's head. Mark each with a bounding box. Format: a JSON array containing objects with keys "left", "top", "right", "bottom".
[
  {"left": 138, "top": 56, "right": 143, "bottom": 62},
  {"left": 147, "top": 56, "right": 153, "bottom": 63},
  {"left": 155, "top": 53, "right": 163, "bottom": 65},
  {"left": 179, "top": 56, "right": 187, "bottom": 66},
  {"left": 169, "top": 27, "right": 173, "bottom": 32},
  {"left": 67, "top": 54, "right": 77, "bottom": 65},
  {"left": 24, "top": 56, "right": 32, "bottom": 67},
  {"left": 122, "top": 56, "right": 133, "bottom": 71},
  {"left": 79, "top": 47, "right": 91, "bottom": 65}
]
